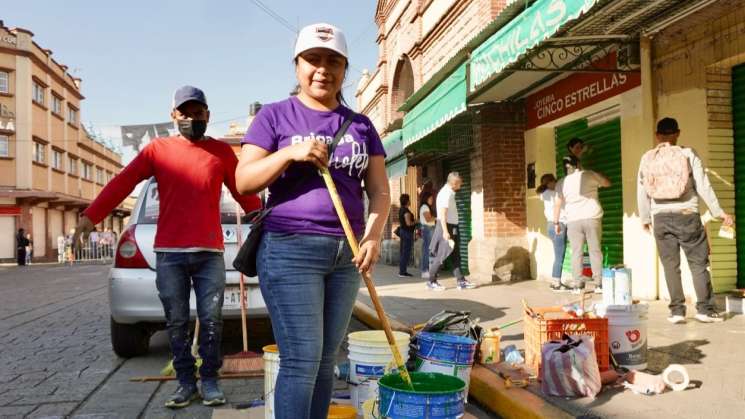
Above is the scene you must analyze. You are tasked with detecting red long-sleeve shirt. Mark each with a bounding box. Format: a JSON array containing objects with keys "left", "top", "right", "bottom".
[{"left": 84, "top": 136, "right": 261, "bottom": 250}]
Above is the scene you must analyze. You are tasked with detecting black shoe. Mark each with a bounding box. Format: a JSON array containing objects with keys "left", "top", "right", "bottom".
[
  {"left": 550, "top": 283, "right": 571, "bottom": 292},
  {"left": 398, "top": 272, "right": 414, "bottom": 278},
  {"left": 201, "top": 380, "right": 226, "bottom": 406},
  {"left": 165, "top": 384, "right": 198, "bottom": 409}
]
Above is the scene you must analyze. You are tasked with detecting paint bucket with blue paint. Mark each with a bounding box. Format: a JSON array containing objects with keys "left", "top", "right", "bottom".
[
  {"left": 378, "top": 372, "right": 466, "bottom": 419},
  {"left": 414, "top": 332, "right": 476, "bottom": 399}
]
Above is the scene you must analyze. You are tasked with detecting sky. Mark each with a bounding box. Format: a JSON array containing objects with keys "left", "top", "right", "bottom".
[{"left": 3, "top": 0, "right": 380, "bottom": 163}]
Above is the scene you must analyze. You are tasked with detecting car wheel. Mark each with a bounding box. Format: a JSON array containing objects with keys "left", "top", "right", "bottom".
[{"left": 110, "top": 317, "right": 150, "bottom": 358}]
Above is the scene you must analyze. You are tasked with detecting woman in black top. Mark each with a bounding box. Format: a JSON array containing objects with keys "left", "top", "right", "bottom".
[
  {"left": 16, "top": 228, "right": 29, "bottom": 266},
  {"left": 398, "top": 194, "right": 416, "bottom": 277}
]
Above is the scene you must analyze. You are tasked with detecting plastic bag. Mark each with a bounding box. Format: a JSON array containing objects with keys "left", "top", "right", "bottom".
[
  {"left": 419, "top": 310, "right": 483, "bottom": 343},
  {"left": 540, "top": 334, "right": 602, "bottom": 398}
]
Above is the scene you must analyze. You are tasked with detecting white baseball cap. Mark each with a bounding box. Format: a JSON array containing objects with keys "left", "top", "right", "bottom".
[{"left": 294, "top": 23, "right": 348, "bottom": 59}]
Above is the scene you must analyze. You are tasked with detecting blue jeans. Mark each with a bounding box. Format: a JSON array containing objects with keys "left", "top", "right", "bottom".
[
  {"left": 257, "top": 232, "right": 360, "bottom": 419},
  {"left": 398, "top": 229, "right": 414, "bottom": 275},
  {"left": 420, "top": 225, "right": 434, "bottom": 273},
  {"left": 547, "top": 222, "right": 567, "bottom": 280},
  {"left": 155, "top": 251, "right": 225, "bottom": 386}
]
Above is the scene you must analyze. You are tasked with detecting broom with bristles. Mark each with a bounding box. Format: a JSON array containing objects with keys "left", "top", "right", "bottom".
[
  {"left": 161, "top": 319, "right": 202, "bottom": 376},
  {"left": 221, "top": 203, "right": 264, "bottom": 374}
]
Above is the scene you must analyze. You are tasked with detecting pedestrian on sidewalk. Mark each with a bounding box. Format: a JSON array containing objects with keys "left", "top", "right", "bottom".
[
  {"left": 537, "top": 174, "right": 568, "bottom": 291},
  {"left": 57, "top": 235, "right": 66, "bottom": 263},
  {"left": 234, "top": 23, "right": 389, "bottom": 419},
  {"left": 25, "top": 233, "right": 33, "bottom": 265},
  {"left": 427, "top": 172, "right": 476, "bottom": 291},
  {"left": 554, "top": 156, "right": 611, "bottom": 292},
  {"left": 398, "top": 193, "right": 416, "bottom": 277},
  {"left": 418, "top": 190, "right": 436, "bottom": 279},
  {"left": 16, "top": 228, "right": 28, "bottom": 266},
  {"left": 637, "top": 117, "right": 733, "bottom": 324},
  {"left": 73, "top": 85, "right": 261, "bottom": 409}
]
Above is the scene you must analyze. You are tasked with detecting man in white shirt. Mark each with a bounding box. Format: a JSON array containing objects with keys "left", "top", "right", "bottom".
[
  {"left": 427, "top": 172, "right": 476, "bottom": 291},
  {"left": 554, "top": 156, "right": 611, "bottom": 291}
]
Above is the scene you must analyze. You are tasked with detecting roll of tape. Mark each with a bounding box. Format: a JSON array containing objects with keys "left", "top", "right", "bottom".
[{"left": 662, "top": 364, "right": 690, "bottom": 391}]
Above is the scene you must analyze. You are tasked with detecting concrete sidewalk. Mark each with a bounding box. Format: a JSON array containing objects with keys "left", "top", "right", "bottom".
[{"left": 357, "top": 263, "right": 745, "bottom": 419}]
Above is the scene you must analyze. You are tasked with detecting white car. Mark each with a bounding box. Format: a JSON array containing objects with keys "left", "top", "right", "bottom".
[{"left": 108, "top": 178, "right": 267, "bottom": 357}]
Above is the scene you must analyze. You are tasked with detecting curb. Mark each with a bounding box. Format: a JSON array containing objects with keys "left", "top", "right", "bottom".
[{"left": 352, "top": 299, "right": 572, "bottom": 419}]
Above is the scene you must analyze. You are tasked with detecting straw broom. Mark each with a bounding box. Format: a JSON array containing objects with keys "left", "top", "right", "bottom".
[
  {"left": 222, "top": 203, "right": 264, "bottom": 374},
  {"left": 319, "top": 166, "right": 415, "bottom": 391}
]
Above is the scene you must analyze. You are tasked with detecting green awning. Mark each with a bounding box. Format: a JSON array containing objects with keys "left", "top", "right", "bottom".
[
  {"left": 382, "top": 129, "right": 403, "bottom": 162},
  {"left": 469, "top": 0, "right": 598, "bottom": 94},
  {"left": 402, "top": 63, "right": 467, "bottom": 148},
  {"left": 386, "top": 156, "right": 408, "bottom": 179}
]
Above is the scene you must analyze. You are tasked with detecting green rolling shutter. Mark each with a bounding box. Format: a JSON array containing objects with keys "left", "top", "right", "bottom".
[
  {"left": 445, "top": 155, "right": 472, "bottom": 275},
  {"left": 555, "top": 117, "right": 624, "bottom": 271},
  {"left": 733, "top": 64, "right": 745, "bottom": 288}
]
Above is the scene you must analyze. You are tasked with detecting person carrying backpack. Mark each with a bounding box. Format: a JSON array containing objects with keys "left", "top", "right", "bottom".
[{"left": 637, "top": 117, "right": 734, "bottom": 324}]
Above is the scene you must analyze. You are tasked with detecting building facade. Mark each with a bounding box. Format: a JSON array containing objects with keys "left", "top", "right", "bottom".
[
  {"left": 0, "top": 21, "right": 130, "bottom": 262},
  {"left": 359, "top": 0, "right": 744, "bottom": 299}
]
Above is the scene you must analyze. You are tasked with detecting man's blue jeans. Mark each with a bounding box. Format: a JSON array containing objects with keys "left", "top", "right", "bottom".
[
  {"left": 257, "top": 232, "right": 360, "bottom": 419},
  {"left": 420, "top": 225, "right": 434, "bottom": 273},
  {"left": 155, "top": 251, "right": 225, "bottom": 386}
]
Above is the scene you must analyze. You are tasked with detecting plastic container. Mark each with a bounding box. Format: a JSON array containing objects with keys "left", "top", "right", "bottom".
[
  {"left": 479, "top": 330, "right": 501, "bottom": 364},
  {"left": 327, "top": 404, "right": 357, "bottom": 419},
  {"left": 347, "top": 331, "right": 410, "bottom": 415},
  {"left": 263, "top": 344, "right": 280, "bottom": 419},
  {"left": 613, "top": 268, "right": 632, "bottom": 305},
  {"left": 597, "top": 304, "right": 648, "bottom": 370},
  {"left": 524, "top": 309, "right": 609, "bottom": 375},
  {"left": 415, "top": 332, "right": 476, "bottom": 399},
  {"left": 378, "top": 372, "right": 466, "bottom": 419},
  {"left": 602, "top": 268, "right": 615, "bottom": 306}
]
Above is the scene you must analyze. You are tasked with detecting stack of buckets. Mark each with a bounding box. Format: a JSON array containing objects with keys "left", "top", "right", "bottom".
[
  {"left": 599, "top": 267, "right": 649, "bottom": 370},
  {"left": 347, "top": 331, "right": 411, "bottom": 414}
]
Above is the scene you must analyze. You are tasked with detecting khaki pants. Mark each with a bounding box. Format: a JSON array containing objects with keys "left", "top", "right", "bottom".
[{"left": 566, "top": 218, "right": 603, "bottom": 285}]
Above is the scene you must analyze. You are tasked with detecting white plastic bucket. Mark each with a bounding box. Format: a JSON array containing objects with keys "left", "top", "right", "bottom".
[
  {"left": 347, "top": 331, "right": 410, "bottom": 416},
  {"left": 263, "top": 344, "right": 280, "bottom": 419},
  {"left": 598, "top": 304, "right": 648, "bottom": 370}
]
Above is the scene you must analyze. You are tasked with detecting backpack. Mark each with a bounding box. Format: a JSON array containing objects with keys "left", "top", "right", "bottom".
[{"left": 640, "top": 143, "right": 690, "bottom": 200}]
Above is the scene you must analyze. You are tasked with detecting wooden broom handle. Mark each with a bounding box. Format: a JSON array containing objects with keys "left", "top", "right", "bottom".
[
  {"left": 236, "top": 203, "right": 249, "bottom": 352},
  {"left": 319, "top": 168, "right": 414, "bottom": 390}
]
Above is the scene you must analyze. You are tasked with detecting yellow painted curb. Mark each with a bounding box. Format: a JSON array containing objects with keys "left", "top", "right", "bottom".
[{"left": 352, "top": 299, "right": 572, "bottom": 419}]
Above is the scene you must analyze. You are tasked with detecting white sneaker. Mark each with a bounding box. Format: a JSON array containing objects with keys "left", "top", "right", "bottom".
[
  {"left": 694, "top": 313, "right": 724, "bottom": 323},
  {"left": 667, "top": 315, "right": 686, "bottom": 324}
]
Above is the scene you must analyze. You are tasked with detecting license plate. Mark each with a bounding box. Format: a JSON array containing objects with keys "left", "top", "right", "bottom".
[
  {"left": 223, "top": 287, "right": 243, "bottom": 309},
  {"left": 223, "top": 227, "right": 237, "bottom": 244}
]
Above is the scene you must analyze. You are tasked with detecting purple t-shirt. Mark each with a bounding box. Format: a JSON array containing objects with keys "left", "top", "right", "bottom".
[{"left": 242, "top": 96, "right": 386, "bottom": 236}]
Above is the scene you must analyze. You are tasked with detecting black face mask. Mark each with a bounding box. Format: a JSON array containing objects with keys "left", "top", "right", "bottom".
[{"left": 177, "top": 119, "right": 207, "bottom": 140}]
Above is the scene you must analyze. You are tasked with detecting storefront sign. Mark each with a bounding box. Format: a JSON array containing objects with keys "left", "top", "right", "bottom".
[
  {"left": 525, "top": 69, "right": 641, "bottom": 129},
  {"left": 0, "top": 206, "right": 21, "bottom": 216},
  {"left": 470, "top": 0, "right": 599, "bottom": 93}
]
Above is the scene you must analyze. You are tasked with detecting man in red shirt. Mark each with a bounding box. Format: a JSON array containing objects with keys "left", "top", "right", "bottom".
[{"left": 74, "top": 86, "right": 260, "bottom": 408}]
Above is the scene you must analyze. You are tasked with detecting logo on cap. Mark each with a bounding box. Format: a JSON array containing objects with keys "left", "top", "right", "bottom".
[{"left": 315, "top": 26, "right": 334, "bottom": 42}]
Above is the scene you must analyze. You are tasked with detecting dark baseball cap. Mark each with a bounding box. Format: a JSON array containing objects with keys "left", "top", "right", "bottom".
[
  {"left": 173, "top": 85, "right": 208, "bottom": 110},
  {"left": 656, "top": 117, "right": 679, "bottom": 134}
]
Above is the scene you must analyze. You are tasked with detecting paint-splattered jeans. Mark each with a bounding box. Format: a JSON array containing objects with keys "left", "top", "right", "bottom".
[
  {"left": 257, "top": 232, "right": 360, "bottom": 419},
  {"left": 155, "top": 251, "right": 225, "bottom": 386}
]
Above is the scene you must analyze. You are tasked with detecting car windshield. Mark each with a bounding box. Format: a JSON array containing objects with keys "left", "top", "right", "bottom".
[{"left": 138, "top": 181, "right": 249, "bottom": 225}]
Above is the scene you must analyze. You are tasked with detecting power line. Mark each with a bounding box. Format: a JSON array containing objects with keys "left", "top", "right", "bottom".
[{"left": 249, "top": 0, "right": 297, "bottom": 34}]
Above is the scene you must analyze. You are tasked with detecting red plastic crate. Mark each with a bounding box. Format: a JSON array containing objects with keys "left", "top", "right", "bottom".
[{"left": 524, "top": 310, "right": 609, "bottom": 376}]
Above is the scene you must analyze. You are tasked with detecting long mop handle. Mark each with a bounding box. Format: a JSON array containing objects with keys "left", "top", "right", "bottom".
[
  {"left": 236, "top": 203, "right": 249, "bottom": 352},
  {"left": 319, "top": 167, "right": 415, "bottom": 391}
]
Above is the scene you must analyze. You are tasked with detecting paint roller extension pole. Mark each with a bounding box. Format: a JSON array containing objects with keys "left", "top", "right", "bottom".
[{"left": 319, "top": 167, "right": 415, "bottom": 391}]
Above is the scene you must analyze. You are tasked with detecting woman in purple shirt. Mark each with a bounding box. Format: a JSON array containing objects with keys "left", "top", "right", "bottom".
[{"left": 235, "top": 23, "right": 390, "bottom": 419}]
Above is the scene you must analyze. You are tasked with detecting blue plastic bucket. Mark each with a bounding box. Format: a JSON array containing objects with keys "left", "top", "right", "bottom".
[
  {"left": 378, "top": 372, "right": 466, "bottom": 419},
  {"left": 415, "top": 333, "right": 476, "bottom": 399}
]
